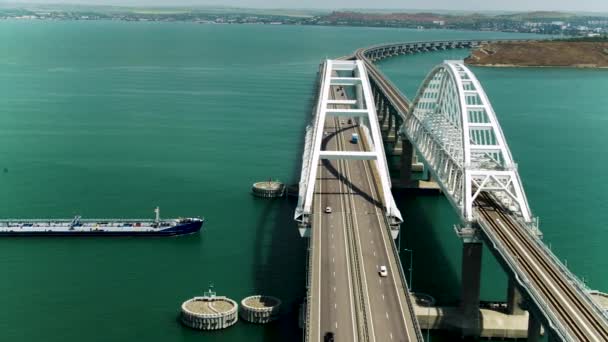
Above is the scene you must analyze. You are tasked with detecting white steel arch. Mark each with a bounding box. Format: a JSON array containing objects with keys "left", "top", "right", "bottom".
[
  {"left": 401, "top": 61, "right": 532, "bottom": 223},
  {"left": 295, "top": 59, "right": 402, "bottom": 229}
]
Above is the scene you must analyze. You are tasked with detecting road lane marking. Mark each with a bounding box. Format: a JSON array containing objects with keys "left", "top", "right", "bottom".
[
  {"left": 332, "top": 257, "right": 335, "bottom": 263},
  {"left": 382, "top": 294, "right": 385, "bottom": 301},
  {"left": 340, "top": 117, "right": 374, "bottom": 342},
  {"left": 373, "top": 251, "right": 376, "bottom": 256},
  {"left": 335, "top": 135, "right": 359, "bottom": 342},
  {"left": 390, "top": 333, "right": 393, "bottom": 340},
  {"left": 359, "top": 143, "right": 412, "bottom": 339}
]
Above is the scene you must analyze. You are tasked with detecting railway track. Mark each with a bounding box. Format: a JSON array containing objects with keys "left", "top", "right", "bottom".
[{"left": 476, "top": 194, "right": 608, "bottom": 341}]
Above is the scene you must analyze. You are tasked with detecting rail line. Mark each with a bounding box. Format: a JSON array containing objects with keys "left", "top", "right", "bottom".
[{"left": 477, "top": 194, "right": 608, "bottom": 341}]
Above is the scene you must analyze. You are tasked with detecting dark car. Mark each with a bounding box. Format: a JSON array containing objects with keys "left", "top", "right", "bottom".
[{"left": 324, "top": 332, "right": 335, "bottom": 342}]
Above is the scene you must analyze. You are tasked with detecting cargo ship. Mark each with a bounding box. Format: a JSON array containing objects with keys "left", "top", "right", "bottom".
[{"left": 0, "top": 207, "right": 203, "bottom": 237}]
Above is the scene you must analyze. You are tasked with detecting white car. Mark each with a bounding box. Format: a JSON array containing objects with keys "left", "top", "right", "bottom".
[
  {"left": 379, "top": 265, "right": 388, "bottom": 277},
  {"left": 325, "top": 206, "right": 332, "bottom": 214}
]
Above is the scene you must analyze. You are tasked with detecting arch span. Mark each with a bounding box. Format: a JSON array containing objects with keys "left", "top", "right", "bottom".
[{"left": 401, "top": 61, "right": 532, "bottom": 224}]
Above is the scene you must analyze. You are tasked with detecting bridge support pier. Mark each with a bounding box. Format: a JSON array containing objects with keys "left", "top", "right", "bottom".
[
  {"left": 507, "top": 278, "right": 525, "bottom": 315},
  {"left": 399, "top": 139, "right": 414, "bottom": 186},
  {"left": 460, "top": 241, "right": 482, "bottom": 337},
  {"left": 526, "top": 312, "right": 542, "bottom": 342}
]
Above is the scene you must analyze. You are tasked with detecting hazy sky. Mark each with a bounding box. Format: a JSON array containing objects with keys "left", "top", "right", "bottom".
[{"left": 2, "top": 0, "right": 608, "bottom": 13}]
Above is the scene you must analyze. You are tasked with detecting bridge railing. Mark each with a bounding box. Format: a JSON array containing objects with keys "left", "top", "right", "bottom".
[
  {"left": 513, "top": 215, "right": 608, "bottom": 322},
  {"left": 366, "top": 65, "right": 412, "bottom": 109},
  {"left": 304, "top": 232, "right": 313, "bottom": 342},
  {"left": 357, "top": 38, "right": 535, "bottom": 58},
  {"left": 476, "top": 212, "right": 570, "bottom": 340},
  {"left": 302, "top": 61, "right": 329, "bottom": 342},
  {"left": 358, "top": 111, "right": 424, "bottom": 341},
  {"left": 381, "top": 213, "right": 425, "bottom": 341},
  {"left": 347, "top": 211, "right": 372, "bottom": 341}
]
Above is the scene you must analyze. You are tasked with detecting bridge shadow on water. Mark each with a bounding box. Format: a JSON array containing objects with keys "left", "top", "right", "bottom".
[
  {"left": 394, "top": 189, "right": 462, "bottom": 305},
  {"left": 247, "top": 89, "right": 316, "bottom": 342},
  {"left": 249, "top": 196, "right": 304, "bottom": 341}
]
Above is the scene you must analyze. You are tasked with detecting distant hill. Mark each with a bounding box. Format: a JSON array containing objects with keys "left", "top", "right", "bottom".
[{"left": 465, "top": 41, "right": 608, "bottom": 68}]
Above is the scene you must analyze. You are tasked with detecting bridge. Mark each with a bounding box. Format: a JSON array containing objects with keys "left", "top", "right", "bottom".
[{"left": 296, "top": 39, "right": 608, "bottom": 342}]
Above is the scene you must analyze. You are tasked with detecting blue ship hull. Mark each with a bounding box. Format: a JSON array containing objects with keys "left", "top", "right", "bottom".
[{"left": 0, "top": 219, "right": 204, "bottom": 237}]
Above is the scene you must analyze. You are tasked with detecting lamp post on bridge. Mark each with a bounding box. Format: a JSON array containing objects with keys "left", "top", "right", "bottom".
[{"left": 402, "top": 248, "right": 414, "bottom": 292}]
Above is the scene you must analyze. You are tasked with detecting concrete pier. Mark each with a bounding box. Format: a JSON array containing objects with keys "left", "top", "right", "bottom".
[
  {"left": 460, "top": 242, "right": 483, "bottom": 336},
  {"left": 507, "top": 278, "right": 525, "bottom": 315},
  {"left": 181, "top": 292, "right": 238, "bottom": 330},
  {"left": 411, "top": 294, "right": 534, "bottom": 339},
  {"left": 252, "top": 180, "right": 285, "bottom": 198},
  {"left": 527, "top": 312, "right": 542, "bottom": 342},
  {"left": 239, "top": 295, "right": 281, "bottom": 323}
]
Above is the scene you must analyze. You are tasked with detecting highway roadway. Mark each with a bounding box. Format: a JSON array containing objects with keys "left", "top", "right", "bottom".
[{"left": 308, "top": 83, "right": 419, "bottom": 342}]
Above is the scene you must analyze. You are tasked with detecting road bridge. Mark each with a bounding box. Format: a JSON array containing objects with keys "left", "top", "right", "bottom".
[
  {"left": 349, "top": 41, "right": 608, "bottom": 341},
  {"left": 296, "top": 60, "right": 423, "bottom": 342}
]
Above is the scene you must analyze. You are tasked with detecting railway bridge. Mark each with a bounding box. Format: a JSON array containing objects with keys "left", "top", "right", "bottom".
[{"left": 295, "top": 39, "right": 608, "bottom": 342}]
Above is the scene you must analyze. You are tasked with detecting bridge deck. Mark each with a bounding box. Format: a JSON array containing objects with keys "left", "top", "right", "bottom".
[
  {"left": 307, "top": 84, "right": 418, "bottom": 341},
  {"left": 476, "top": 194, "right": 608, "bottom": 341},
  {"left": 355, "top": 43, "right": 608, "bottom": 341}
]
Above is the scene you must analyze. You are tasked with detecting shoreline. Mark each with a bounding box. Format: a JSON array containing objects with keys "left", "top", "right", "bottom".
[
  {"left": 465, "top": 41, "right": 608, "bottom": 70},
  {"left": 467, "top": 63, "right": 608, "bottom": 69}
]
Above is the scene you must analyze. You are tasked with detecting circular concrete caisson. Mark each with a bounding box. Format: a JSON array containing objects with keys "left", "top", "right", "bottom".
[
  {"left": 181, "top": 296, "right": 238, "bottom": 330},
  {"left": 252, "top": 181, "right": 285, "bottom": 198},
  {"left": 239, "top": 295, "right": 282, "bottom": 323}
]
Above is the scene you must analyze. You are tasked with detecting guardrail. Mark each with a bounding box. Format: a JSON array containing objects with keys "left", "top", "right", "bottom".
[
  {"left": 304, "top": 233, "right": 314, "bottom": 342},
  {"left": 357, "top": 106, "right": 424, "bottom": 341},
  {"left": 346, "top": 208, "right": 372, "bottom": 341},
  {"left": 382, "top": 214, "right": 426, "bottom": 341},
  {"left": 303, "top": 61, "right": 327, "bottom": 342},
  {"left": 476, "top": 212, "right": 570, "bottom": 340},
  {"left": 336, "top": 100, "right": 372, "bottom": 341},
  {"left": 514, "top": 215, "right": 608, "bottom": 322},
  {"left": 365, "top": 65, "right": 411, "bottom": 112}
]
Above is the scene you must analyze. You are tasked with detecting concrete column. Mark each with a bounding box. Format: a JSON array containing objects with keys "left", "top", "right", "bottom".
[
  {"left": 526, "top": 313, "right": 541, "bottom": 342},
  {"left": 380, "top": 107, "right": 388, "bottom": 130},
  {"left": 399, "top": 139, "right": 414, "bottom": 186},
  {"left": 393, "top": 117, "right": 400, "bottom": 143},
  {"left": 460, "top": 242, "right": 482, "bottom": 337},
  {"left": 507, "top": 278, "right": 525, "bottom": 315}
]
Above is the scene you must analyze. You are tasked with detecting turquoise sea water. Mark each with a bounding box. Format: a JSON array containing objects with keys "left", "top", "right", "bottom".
[{"left": 0, "top": 21, "right": 605, "bottom": 341}]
